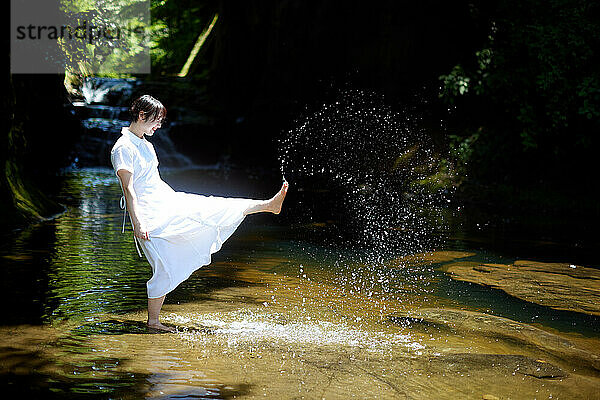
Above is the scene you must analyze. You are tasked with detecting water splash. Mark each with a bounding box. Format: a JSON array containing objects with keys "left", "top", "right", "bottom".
[
  {"left": 278, "top": 89, "right": 454, "bottom": 266},
  {"left": 165, "top": 310, "right": 425, "bottom": 355}
]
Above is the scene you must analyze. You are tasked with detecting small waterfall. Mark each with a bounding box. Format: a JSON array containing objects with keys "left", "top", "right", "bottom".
[
  {"left": 70, "top": 77, "right": 195, "bottom": 169},
  {"left": 82, "top": 81, "right": 109, "bottom": 104},
  {"left": 81, "top": 77, "right": 136, "bottom": 105}
]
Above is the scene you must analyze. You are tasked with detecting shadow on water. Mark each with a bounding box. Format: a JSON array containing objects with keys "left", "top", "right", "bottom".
[
  {"left": 445, "top": 208, "right": 600, "bottom": 269},
  {"left": 71, "top": 319, "right": 215, "bottom": 336},
  {"left": 0, "top": 345, "right": 252, "bottom": 399},
  {"left": 0, "top": 223, "right": 60, "bottom": 325},
  {"left": 0, "top": 344, "right": 150, "bottom": 399},
  {"left": 168, "top": 268, "right": 264, "bottom": 307}
]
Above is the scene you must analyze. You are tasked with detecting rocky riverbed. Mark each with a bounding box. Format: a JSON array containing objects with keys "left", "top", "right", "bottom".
[{"left": 444, "top": 260, "right": 600, "bottom": 316}]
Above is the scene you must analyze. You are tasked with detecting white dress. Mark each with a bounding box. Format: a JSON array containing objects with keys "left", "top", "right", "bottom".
[{"left": 110, "top": 127, "right": 262, "bottom": 298}]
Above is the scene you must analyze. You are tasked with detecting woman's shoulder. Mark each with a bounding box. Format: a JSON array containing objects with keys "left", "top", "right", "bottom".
[{"left": 111, "top": 134, "right": 135, "bottom": 154}]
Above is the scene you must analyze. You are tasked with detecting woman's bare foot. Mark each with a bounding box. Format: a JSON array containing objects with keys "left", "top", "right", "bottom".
[
  {"left": 266, "top": 181, "right": 289, "bottom": 214},
  {"left": 147, "top": 321, "right": 176, "bottom": 333}
]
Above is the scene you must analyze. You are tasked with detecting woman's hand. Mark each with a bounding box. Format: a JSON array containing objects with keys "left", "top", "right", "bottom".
[
  {"left": 133, "top": 221, "right": 149, "bottom": 241},
  {"left": 117, "top": 169, "right": 149, "bottom": 241}
]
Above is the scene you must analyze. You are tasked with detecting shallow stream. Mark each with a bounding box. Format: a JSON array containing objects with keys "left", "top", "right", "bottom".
[{"left": 1, "top": 167, "right": 598, "bottom": 399}]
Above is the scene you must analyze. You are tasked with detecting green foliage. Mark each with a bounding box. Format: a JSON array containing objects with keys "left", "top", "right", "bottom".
[
  {"left": 149, "top": 0, "right": 217, "bottom": 75},
  {"left": 439, "top": 0, "right": 599, "bottom": 158},
  {"left": 412, "top": 158, "right": 456, "bottom": 192},
  {"left": 439, "top": 48, "right": 492, "bottom": 101},
  {"left": 448, "top": 130, "right": 480, "bottom": 181},
  {"left": 56, "top": 0, "right": 216, "bottom": 78},
  {"left": 439, "top": 65, "right": 471, "bottom": 101},
  {"left": 58, "top": 0, "right": 152, "bottom": 76},
  {"left": 577, "top": 76, "right": 600, "bottom": 120},
  {"left": 5, "top": 116, "right": 64, "bottom": 223}
]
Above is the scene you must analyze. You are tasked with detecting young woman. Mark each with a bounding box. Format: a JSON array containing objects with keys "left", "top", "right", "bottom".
[{"left": 111, "top": 95, "right": 288, "bottom": 332}]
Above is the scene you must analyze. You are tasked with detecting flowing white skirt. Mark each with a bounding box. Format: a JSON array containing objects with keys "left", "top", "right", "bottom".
[{"left": 135, "top": 192, "right": 262, "bottom": 298}]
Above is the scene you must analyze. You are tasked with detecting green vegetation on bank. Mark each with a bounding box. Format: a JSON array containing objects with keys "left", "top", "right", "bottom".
[{"left": 438, "top": 0, "right": 599, "bottom": 192}]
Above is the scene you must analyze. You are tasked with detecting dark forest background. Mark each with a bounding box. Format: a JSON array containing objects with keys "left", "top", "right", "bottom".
[{"left": 3, "top": 0, "right": 599, "bottom": 227}]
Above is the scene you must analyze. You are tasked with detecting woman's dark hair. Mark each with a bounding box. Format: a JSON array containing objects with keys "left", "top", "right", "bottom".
[{"left": 130, "top": 94, "right": 167, "bottom": 123}]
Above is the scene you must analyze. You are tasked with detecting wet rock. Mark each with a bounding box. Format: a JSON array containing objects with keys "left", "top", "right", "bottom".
[
  {"left": 386, "top": 251, "right": 476, "bottom": 268},
  {"left": 433, "top": 353, "right": 566, "bottom": 379},
  {"left": 445, "top": 260, "right": 600, "bottom": 316},
  {"left": 387, "top": 316, "right": 451, "bottom": 332},
  {"left": 389, "top": 308, "right": 600, "bottom": 376}
]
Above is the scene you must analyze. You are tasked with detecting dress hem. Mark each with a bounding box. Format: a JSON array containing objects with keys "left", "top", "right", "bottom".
[{"left": 143, "top": 207, "right": 250, "bottom": 299}]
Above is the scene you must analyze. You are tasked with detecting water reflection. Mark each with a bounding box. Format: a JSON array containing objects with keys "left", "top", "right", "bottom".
[{"left": 46, "top": 169, "right": 149, "bottom": 322}]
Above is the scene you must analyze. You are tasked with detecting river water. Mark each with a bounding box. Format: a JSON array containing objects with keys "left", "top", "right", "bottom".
[{"left": 1, "top": 164, "right": 598, "bottom": 399}]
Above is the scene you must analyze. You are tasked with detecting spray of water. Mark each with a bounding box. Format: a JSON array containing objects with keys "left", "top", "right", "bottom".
[{"left": 278, "top": 89, "right": 454, "bottom": 269}]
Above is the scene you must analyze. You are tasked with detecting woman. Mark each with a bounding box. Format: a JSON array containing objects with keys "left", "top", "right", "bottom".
[{"left": 111, "top": 95, "right": 289, "bottom": 332}]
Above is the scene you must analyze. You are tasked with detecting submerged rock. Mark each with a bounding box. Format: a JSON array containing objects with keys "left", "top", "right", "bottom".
[
  {"left": 388, "top": 315, "right": 452, "bottom": 332},
  {"left": 386, "top": 250, "right": 477, "bottom": 268},
  {"left": 444, "top": 260, "right": 600, "bottom": 316},
  {"left": 430, "top": 353, "right": 566, "bottom": 379},
  {"left": 389, "top": 308, "right": 600, "bottom": 376}
]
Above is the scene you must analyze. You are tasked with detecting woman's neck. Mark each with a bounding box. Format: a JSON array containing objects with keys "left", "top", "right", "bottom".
[{"left": 128, "top": 122, "right": 145, "bottom": 138}]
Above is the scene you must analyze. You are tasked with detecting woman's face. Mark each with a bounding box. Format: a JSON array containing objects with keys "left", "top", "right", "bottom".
[{"left": 138, "top": 112, "right": 163, "bottom": 136}]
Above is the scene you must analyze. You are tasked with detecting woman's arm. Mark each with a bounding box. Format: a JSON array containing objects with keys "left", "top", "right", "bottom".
[{"left": 117, "top": 169, "right": 149, "bottom": 240}]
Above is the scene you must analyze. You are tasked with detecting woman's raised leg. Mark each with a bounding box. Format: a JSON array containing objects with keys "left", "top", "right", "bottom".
[
  {"left": 147, "top": 295, "right": 175, "bottom": 332},
  {"left": 243, "top": 181, "right": 289, "bottom": 216}
]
